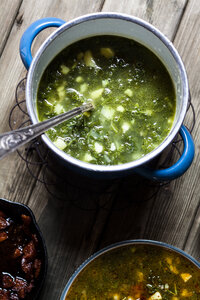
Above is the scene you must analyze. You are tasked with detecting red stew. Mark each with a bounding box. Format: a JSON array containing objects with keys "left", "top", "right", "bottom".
[{"left": 0, "top": 210, "right": 42, "bottom": 299}]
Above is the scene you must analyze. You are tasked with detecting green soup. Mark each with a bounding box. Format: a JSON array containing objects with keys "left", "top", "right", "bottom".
[
  {"left": 65, "top": 244, "right": 200, "bottom": 300},
  {"left": 37, "top": 36, "right": 176, "bottom": 165}
]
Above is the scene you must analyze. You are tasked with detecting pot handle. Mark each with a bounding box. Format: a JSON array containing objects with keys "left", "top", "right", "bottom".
[
  {"left": 135, "top": 125, "right": 195, "bottom": 181},
  {"left": 20, "top": 18, "right": 65, "bottom": 70}
]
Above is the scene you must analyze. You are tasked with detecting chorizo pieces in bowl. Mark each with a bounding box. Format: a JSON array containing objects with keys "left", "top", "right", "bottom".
[{"left": 0, "top": 198, "right": 47, "bottom": 300}]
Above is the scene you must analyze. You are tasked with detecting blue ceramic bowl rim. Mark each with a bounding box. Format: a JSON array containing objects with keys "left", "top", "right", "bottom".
[
  {"left": 60, "top": 239, "right": 200, "bottom": 299},
  {"left": 0, "top": 198, "right": 48, "bottom": 299}
]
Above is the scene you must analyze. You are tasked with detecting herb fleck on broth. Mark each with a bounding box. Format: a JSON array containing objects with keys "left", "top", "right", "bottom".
[{"left": 37, "top": 36, "right": 176, "bottom": 165}]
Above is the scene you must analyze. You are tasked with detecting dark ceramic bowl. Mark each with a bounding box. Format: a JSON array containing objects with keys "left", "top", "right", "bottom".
[
  {"left": 61, "top": 239, "right": 200, "bottom": 299},
  {"left": 0, "top": 198, "right": 48, "bottom": 299}
]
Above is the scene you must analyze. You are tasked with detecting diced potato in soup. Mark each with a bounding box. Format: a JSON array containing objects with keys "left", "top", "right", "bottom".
[{"left": 149, "top": 292, "right": 162, "bottom": 299}]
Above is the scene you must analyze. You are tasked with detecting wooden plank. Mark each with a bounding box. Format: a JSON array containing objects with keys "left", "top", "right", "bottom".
[
  {"left": 93, "top": 176, "right": 161, "bottom": 245},
  {"left": 0, "top": 1, "right": 198, "bottom": 300},
  {"left": 97, "top": 0, "right": 200, "bottom": 257},
  {"left": 109, "top": 0, "right": 200, "bottom": 259},
  {"left": 142, "top": 177, "right": 199, "bottom": 248},
  {"left": 37, "top": 178, "right": 118, "bottom": 299},
  {"left": 102, "top": 0, "right": 187, "bottom": 40},
  {"left": 184, "top": 203, "right": 200, "bottom": 259},
  {"left": 0, "top": 1, "right": 111, "bottom": 299},
  {"left": 173, "top": 0, "right": 200, "bottom": 259},
  {"left": 0, "top": 0, "right": 22, "bottom": 56},
  {"left": 0, "top": 0, "right": 104, "bottom": 204},
  {"left": 33, "top": 1, "right": 191, "bottom": 299},
  {"left": 142, "top": 0, "right": 200, "bottom": 258}
]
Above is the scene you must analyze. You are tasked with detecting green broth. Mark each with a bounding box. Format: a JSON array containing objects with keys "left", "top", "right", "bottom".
[
  {"left": 37, "top": 36, "right": 176, "bottom": 165},
  {"left": 65, "top": 244, "right": 200, "bottom": 300}
]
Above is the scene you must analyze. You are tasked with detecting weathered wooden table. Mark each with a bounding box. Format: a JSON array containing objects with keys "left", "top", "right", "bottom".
[{"left": 0, "top": 0, "right": 199, "bottom": 299}]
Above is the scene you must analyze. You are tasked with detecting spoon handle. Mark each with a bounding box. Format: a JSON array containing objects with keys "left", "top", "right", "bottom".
[{"left": 0, "top": 103, "right": 93, "bottom": 160}]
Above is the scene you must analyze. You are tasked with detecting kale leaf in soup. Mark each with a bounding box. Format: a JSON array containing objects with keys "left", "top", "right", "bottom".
[
  {"left": 65, "top": 244, "right": 200, "bottom": 300},
  {"left": 37, "top": 36, "right": 176, "bottom": 165}
]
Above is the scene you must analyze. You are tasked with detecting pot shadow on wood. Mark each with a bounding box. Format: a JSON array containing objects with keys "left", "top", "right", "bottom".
[
  {"left": 33, "top": 143, "right": 177, "bottom": 300},
  {"left": 14, "top": 135, "right": 178, "bottom": 300},
  {"left": 35, "top": 146, "right": 171, "bottom": 253},
  {"left": 40, "top": 148, "right": 165, "bottom": 211},
  {"left": 36, "top": 155, "right": 160, "bottom": 299}
]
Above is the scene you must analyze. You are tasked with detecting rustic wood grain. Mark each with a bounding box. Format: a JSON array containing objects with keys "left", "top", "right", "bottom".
[
  {"left": 102, "top": 0, "right": 188, "bottom": 40},
  {"left": 34, "top": 1, "right": 195, "bottom": 299},
  {"left": 142, "top": 0, "right": 200, "bottom": 257},
  {"left": 0, "top": 0, "right": 104, "bottom": 204},
  {"left": 97, "top": 0, "right": 200, "bottom": 259},
  {"left": 0, "top": 0, "right": 199, "bottom": 299},
  {"left": 0, "top": 1, "right": 111, "bottom": 299},
  {"left": 184, "top": 202, "right": 200, "bottom": 259},
  {"left": 0, "top": 0, "right": 22, "bottom": 56},
  {"left": 37, "top": 179, "right": 118, "bottom": 299},
  {"left": 173, "top": 0, "right": 200, "bottom": 259}
]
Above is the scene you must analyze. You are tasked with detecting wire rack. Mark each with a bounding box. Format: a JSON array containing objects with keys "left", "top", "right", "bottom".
[{"left": 8, "top": 77, "right": 195, "bottom": 211}]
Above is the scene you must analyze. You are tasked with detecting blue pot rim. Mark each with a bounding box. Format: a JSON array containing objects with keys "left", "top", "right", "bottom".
[{"left": 60, "top": 239, "right": 200, "bottom": 299}]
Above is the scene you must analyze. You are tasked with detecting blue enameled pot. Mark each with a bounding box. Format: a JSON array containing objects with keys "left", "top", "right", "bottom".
[{"left": 20, "top": 13, "right": 195, "bottom": 180}]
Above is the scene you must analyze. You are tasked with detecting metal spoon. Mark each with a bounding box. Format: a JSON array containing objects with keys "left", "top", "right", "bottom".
[{"left": 0, "top": 103, "right": 93, "bottom": 160}]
